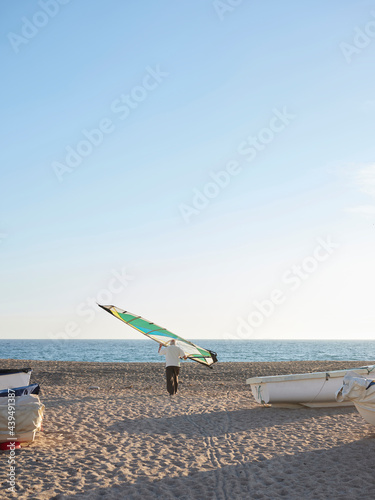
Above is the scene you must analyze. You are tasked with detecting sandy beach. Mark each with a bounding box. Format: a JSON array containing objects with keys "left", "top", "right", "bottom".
[{"left": 1, "top": 359, "right": 375, "bottom": 499}]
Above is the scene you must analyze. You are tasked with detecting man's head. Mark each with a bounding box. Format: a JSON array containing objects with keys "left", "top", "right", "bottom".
[{"left": 170, "top": 339, "right": 176, "bottom": 345}]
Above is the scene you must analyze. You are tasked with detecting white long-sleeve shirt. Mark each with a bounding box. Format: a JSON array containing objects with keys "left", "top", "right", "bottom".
[{"left": 158, "top": 345, "right": 186, "bottom": 367}]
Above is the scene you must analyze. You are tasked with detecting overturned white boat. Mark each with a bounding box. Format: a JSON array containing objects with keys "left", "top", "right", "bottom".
[
  {"left": 0, "top": 394, "right": 45, "bottom": 444},
  {"left": 246, "top": 365, "right": 375, "bottom": 407},
  {"left": 0, "top": 368, "right": 32, "bottom": 390},
  {"left": 336, "top": 371, "right": 375, "bottom": 425},
  {"left": 0, "top": 368, "right": 44, "bottom": 444}
]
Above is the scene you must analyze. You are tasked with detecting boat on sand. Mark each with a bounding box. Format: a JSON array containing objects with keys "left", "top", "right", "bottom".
[
  {"left": 0, "top": 368, "right": 32, "bottom": 390},
  {"left": 246, "top": 365, "right": 375, "bottom": 407},
  {"left": 0, "top": 393, "right": 45, "bottom": 444},
  {"left": 336, "top": 371, "right": 375, "bottom": 426},
  {"left": 0, "top": 383, "right": 40, "bottom": 398},
  {"left": 0, "top": 368, "right": 44, "bottom": 445}
]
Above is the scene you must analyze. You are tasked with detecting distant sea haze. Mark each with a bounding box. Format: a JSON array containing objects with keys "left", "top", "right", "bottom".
[{"left": 1, "top": 339, "right": 375, "bottom": 364}]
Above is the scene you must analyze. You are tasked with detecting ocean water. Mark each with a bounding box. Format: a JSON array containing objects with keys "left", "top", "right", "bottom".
[{"left": 0, "top": 339, "right": 375, "bottom": 363}]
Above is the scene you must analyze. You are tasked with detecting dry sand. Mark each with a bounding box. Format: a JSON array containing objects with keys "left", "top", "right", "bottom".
[{"left": 1, "top": 359, "right": 375, "bottom": 499}]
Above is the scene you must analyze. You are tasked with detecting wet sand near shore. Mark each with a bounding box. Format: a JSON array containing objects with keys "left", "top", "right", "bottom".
[{"left": 1, "top": 359, "right": 375, "bottom": 499}]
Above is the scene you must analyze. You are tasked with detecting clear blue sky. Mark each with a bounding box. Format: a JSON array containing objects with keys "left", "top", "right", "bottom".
[{"left": 1, "top": 0, "right": 375, "bottom": 340}]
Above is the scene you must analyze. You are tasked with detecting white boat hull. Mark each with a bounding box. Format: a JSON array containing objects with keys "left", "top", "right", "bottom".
[
  {"left": 336, "top": 371, "right": 375, "bottom": 425},
  {"left": 354, "top": 404, "right": 375, "bottom": 426},
  {"left": 246, "top": 365, "right": 375, "bottom": 407},
  {"left": 0, "top": 369, "right": 32, "bottom": 390},
  {"left": 0, "top": 394, "right": 44, "bottom": 443}
]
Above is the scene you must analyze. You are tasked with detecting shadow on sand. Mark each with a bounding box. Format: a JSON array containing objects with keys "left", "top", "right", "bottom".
[
  {"left": 107, "top": 405, "right": 358, "bottom": 438},
  {"left": 53, "top": 437, "right": 375, "bottom": 500}
]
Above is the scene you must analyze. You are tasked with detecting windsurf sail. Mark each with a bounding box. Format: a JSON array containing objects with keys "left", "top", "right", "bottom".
[{"left": 98, "top": 304, "right": 218, "bottom": 368}]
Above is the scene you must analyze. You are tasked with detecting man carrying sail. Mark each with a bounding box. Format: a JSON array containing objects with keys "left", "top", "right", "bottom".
[{"left": 158, "top": 340, "right": 187, "bottom": 396}]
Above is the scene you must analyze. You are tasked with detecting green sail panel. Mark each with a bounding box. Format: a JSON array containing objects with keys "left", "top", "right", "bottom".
[{"left": 98, "top": 304, "right": 217, "bottom": 368}]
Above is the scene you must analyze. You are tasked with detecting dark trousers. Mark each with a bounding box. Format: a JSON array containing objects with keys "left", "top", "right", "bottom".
[{"left": 166, "top": 366, "right": 180, "bottom": 395}]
